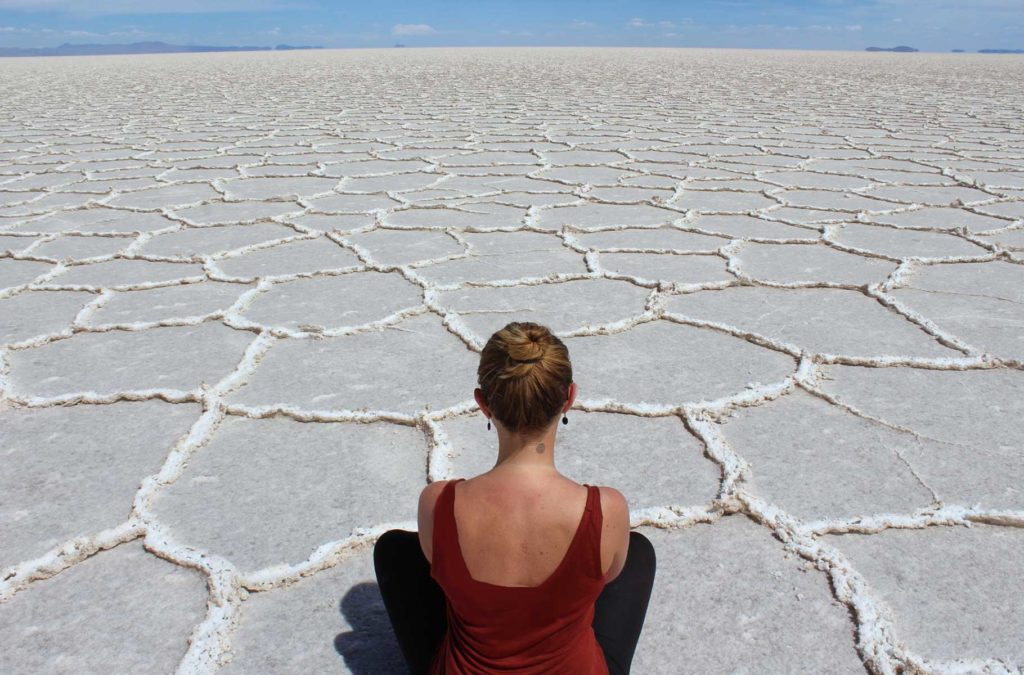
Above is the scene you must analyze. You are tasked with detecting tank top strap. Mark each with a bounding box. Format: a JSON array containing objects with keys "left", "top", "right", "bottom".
[
  {"left": 580, "top": 484, "right": 604, "bottom": 579},
  {"left": 586, "top": 483, "right": 599, "bottom": 511},
  {"left": 431, "top": 478, "right": 465, "bottom": 579},
  {"left": 441, "top": 478, "right": 465, "bottom": 523}
]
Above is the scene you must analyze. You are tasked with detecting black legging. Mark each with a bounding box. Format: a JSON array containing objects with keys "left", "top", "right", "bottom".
[{"left": 374, "top": 529, "right": 656, "bottom": 675}]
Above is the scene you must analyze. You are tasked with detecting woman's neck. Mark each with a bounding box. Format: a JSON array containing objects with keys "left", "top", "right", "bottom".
[{"left": 492, "top": 424, "right": 559, "bottom": 471}]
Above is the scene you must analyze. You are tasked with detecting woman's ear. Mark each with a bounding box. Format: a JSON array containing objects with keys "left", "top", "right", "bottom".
[
  {"left": 474, "top": 388, "right": 490, "bottom": 416},
  {"left": 565, "top": 382, "right": 578, "bottom": 411}
]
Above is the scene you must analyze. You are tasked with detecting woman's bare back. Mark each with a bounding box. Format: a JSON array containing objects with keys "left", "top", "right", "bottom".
[{"left": 419, "top": 472, "right": 630, "bottom": 588}]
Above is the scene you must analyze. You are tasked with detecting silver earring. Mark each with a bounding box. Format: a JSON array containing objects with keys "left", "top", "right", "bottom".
[{"left": 562, "top": 415, "right": 568, "bottom": 425}]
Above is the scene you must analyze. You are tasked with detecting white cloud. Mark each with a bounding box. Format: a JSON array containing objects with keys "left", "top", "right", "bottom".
[
  {"left": 109, "top": 28, "right": 150, "bottom": 37},
  {"left": 629, "top": 17, "right": 693, "bottom": 30},
  {"left": 569, "top": 19, "right": 595, "bottom": 29},
  {"left": 845, "top": 24, "right": 863, "bottom": 31},
  {"left": 391, "top": 23, "right": 435, "bottom": 36}
]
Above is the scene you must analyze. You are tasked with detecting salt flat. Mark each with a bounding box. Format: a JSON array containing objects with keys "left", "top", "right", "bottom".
[{"left": 1, "top": 47, "right": 1023, "bottom": 674}]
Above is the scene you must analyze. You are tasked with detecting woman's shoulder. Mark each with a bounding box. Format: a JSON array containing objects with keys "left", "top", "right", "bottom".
[
  {"left": 592, "top": 485, "right": 631, "bottom": 583},
  {"left": 416, "top": 479, "right": 459, "bottom": 563},
  {"left": 417, "top": 479, "right": 456, "bottom": 519},
  {"left": 423, "top": 474, "right": 627, "bottom": 512},
  {"left": 593, "top": 484, "right": 628, "bottom": 511}
]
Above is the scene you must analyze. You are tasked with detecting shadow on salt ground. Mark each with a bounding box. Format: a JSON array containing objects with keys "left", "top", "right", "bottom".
[{"left": 334, "top": 582, "right": 407, "bottom": 673}]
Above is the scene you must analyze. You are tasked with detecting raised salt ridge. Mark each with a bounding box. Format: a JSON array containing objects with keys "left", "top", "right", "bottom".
[{"left": 1, "top": 47, "right": 1022, "bottom": 674}]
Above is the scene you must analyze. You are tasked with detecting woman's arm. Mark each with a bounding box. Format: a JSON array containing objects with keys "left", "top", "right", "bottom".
[
  {"left": 416, "top": 480, "right": 449, "bottom": 563},
  {"left": 598, "top": 486, "right": 631, "bottom": 584}
]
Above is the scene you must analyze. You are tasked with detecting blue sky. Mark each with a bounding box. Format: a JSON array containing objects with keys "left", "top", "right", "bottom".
[{"left": 0, "top": 1, "right": 1021, "bottom": 52}]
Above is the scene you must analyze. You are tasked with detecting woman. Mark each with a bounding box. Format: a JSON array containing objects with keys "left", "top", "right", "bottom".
[{"left": 375, "top": 321, "right": 656, "bottom": 674}]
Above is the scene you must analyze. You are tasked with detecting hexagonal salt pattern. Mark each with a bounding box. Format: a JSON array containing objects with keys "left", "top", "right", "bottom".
[
  {"left": 49, "top": 258, "right": 206, "bottom": 288},
  {"left": 817, "top": 365, "right": 1024, "bottom": 510},
  {"left": 212, "top": 236, "right": 362, "bottom": 280},
  {"left": 2, "top": 48, "right": 1023, "bottom": 674},
  {"left": 0, "top": 289, "right": 91, "bottom": 344},
  {"left": 0, "top": 257, "right": 53, "bottom": 288},
  {"left": 0, "top": 401, "right": 200, "bottom": 570},
  {"left": 221, "top": 546, "right": 405, "bottom": 674},
  {"left": 9, "top": 207, "right": 176, "bottom": 233},
  {"left": 566, "top": 319, "right": 796, "bottom": 406},
  {"left": 889, "top": 261, "right": 1024, "bottom": 358},
  {"left": 140, "top": 222, "right": 299, "bottom": 258},
  {"left": 719, "top": 388, "right": 936, "bottom": 521},
  {"left": 0, "top": 541, "right": 207, "bottom": 674},
  {"left": 831, "top": 224, "right": 987, "bottom": 259},
  {"left": 634, "top": 518, "right": 864, "bottom": 673},
  {"left": 412, "top": 230, "right": 587, "bottom": 285},
  {"left": 239, "top": 270, "right": 423, "bottom": 333},
  {"left": 663, "top": 286, "right": 955, "bottom": 359},
  {"left": 733, "top": 241, "right": 897, "bottom": 285},
  {"left": 6, "top": 322, "right": 254, "bottom": 399},
  {"left": 435, "top": 277, "right": 650, "bottom": 342},
  {"left": 825, "top": 524, "right": 1024, "bottom": 667},
  {"left": 151, "top": 416, "right": 426, "bottom": 572},
  {"left": 85, "top": 281, "right": 253, "bottom": 325}
]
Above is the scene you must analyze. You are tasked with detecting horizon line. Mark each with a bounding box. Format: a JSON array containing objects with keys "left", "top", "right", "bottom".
[{"left": 3, "top": 43, "right": 1022, "bottom": 58}]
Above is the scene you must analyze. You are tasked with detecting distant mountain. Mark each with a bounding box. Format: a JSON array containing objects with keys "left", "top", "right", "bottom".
[
  {"left": 978, "top": 48, "right": 1024, "bottom": 54},
  {"left": 0, "top": 41, "right": 323, "bottom": 57},
  {"left": 865, "top": 45, "right": 918, "bottom": 52}
]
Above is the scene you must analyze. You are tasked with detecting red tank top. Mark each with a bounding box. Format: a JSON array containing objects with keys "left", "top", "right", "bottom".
[{"left": 429, "top": 478, "right": 609, "bottom": 674}]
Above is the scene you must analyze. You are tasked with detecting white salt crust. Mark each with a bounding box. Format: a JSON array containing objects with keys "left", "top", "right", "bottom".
[{"left": 1, "top": 48, "right": 1023, "bottom": 674}]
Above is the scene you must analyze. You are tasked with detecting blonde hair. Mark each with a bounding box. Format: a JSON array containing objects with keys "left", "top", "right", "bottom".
[{"left": 477, "top": 321, "right": 573, "bottom": 433}]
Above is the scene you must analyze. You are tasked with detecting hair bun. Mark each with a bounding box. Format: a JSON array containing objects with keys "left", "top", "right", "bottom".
[
  {"left": 505, "top": 326, "right": 547, "bottom": 363},
  {"left": 477, "top": 321, "right": 573, "bottom": 433}
]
